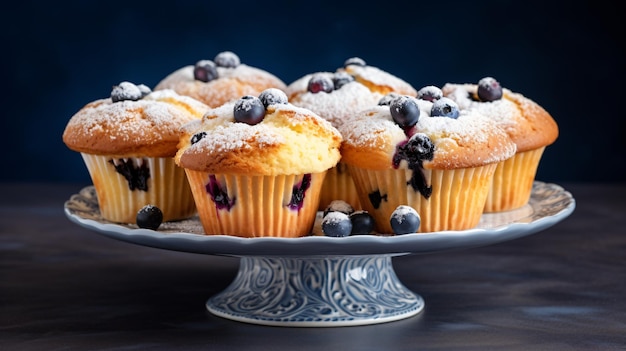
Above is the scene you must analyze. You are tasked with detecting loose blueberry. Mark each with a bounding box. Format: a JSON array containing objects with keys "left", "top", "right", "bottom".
[
  {"left": 390, "top": 205, "right": 420, "bottom": 234},
  {"left": 322, "top": 211, "right": 352, "bottom": 237},
  {"left": 307, "top": 74, "right": 334, "bottom": 93},
  {"left": 431, "top": 97, "right": 460, "bottom": 119},
  {"left": 344, "top": 57, "right": 366, "bottom": 67},
  {"left": 350, "top": 211, "right": 375, "bottom": 235},
  {"left": 193, "top": 60, "right": 218, "bottom": 82},
  {"left": 259, "top": 88, "right": 288, "bottom": 108},
  {"left": 111, "top": 81, "right": 142, "bottom": 102},
  {"left": 191, "top": 132, "right": 206, "bottom": 145},
  {"left": 323, "top": 200, "right": 354, "bottom": 218},
  {"left": 416, "top": 86, "right": 443, "bottom": 102},
  {"left": 332, "top": 72, "right": 354, "bottom": 90},
  {"left": 214, "top": 51, "right": 240, "bottom": 68},
  {"left": 136, "top": 205, "right": 163, "bottom": 230},
  {"left": 378, "top": 93, "right": 400, "bottom": 106},
  {"left": 390, "top": 96, "right": 420, "bottom": 127},
  {"left": 477, "top": 77, "right": 503, "bottom": 102},
  {"left": 233, "top": 96, "right": 266, "bottom": 125}
]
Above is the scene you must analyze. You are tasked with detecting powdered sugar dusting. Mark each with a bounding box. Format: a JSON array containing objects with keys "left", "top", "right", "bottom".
[{"left": 289, "top": 81, "right": 381, "bottom": 129}]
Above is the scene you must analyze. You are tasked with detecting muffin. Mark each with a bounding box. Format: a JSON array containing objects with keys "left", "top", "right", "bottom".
[
  {"left": 62, "top": 82, "right": 210, "bottom": 224},
  {"left": 175, "top": 88, "right": 342, "bottom": 238},
  {"left": 155, "top": 51, "right": 287, "bottom": 108},
  {"left": 286, "top": 57, "right": 417, "bottom": 211},
  {"left": 339, "top": 94, "right": 516, "bottom": 233},
  {"left": 442, "top": 78, "right": 558, "bottom": 212}
]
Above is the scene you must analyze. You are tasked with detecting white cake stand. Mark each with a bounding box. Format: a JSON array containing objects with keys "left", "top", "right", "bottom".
[{"left": 64, "top": 181, "right": 575, "bottom": 327}]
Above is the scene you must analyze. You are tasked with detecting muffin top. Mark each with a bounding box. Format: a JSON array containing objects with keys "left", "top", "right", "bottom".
[
  {"left": 338, "top": 57, "right": 417, "bottom": 96},
  {"left": 62, "top": 82, "right": 209, "bottom": 157},
  {"left": 286, "top": 71, "right": 382, "bottom": 130},
  {"left": 286, "top": 58, "right": 417, "bottom": 130},
  {"left": 442, "top": 78, "right": 558, "bottom": 152},
  {"left": 154, "top": 51, "right": 287, "bottom": 108},
  {"left": 176, "top": 88, "right": 342, "bottom": 175},
  {"left": 339, "top": 94, "right": 517, "bottom": 171}
]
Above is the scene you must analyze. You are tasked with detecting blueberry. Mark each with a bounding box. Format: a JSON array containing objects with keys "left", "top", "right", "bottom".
[
  {"left": 214, "top": 51, "right": 240, "bottom": 68},
  {"left": 323, "top": 200, "right": 354, "bottom": 218},
  {"left": 349, "top": 211, "right": 375, "bottom": 235},
  {"left": 477, "top": 77, "right": 503, "bottom": 102},
  {"left": 233, "top": 96, "right": 266, "bottom": 125},
  {"left": 287, "top": 174, "right": 311, "bottom": 211},
  {"left": 431, "top": 97, "right": 460, "bottom": 118},
  {"left": 137, "top": 84, "right": 152, "bottom": 98},
  {"left": 378, "top": 93, "right": 400, "bottom": 106},
  {"left": 109, "top": 158, "right": 150, "bottom": 191},
  {"left": 332, "top": 72, "right": 354, "bottom": 90},
  {"left": 390, "top": 205, "right": 420, "bottom": 234},
  {"left": 136, "top": 205, "right": 163, "bottom": 230},
  {"left": 111, "top": 81, "right": 142, "bottom": 102},
  {"left": 416, "top": 86, "right": 443, "bottom": 102},
  {"left": 193, "top": 60, "right": 218, "bottom": 82},
  {"left": 259, "top": 88, "right": 288, "bottom": 108},
  {"left": 307, "top": 74, "right": 334, "bottom": 93},
  {"left": 191, "top": 132, "right": 206, "bottom": 145},
  {"left": 322, "top": 211, "right": 352, "bottom": 237},
  {"left": 390, "top": 96, "right": 420, "bottom": 127},
  {"left": 392, "top": 133, "right": 435, "bottom": 199},
  {"left": 344, "top": 57, "right": 366, "bottom": 67}
]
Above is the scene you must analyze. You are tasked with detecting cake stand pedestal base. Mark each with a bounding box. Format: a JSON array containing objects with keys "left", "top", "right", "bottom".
[{"left": 206, "top": 255, "right": 423, "bottom": 327}]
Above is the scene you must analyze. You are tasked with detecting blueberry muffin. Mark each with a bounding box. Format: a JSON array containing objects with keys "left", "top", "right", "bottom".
[
  {"left": 155, "top": 51, "right": 287, "bottom": 108},
  {"left": 63, "top": 82, "right": 210, "bottom": 223},
  {"left": 175, "top": 88, "right": 342, "bottom": 237},
  {"left": 287, "top": 57, "right": 417, "bottom": 211},
  {"left": 443, "top": 78, "right": 558, "bottom": 212},
  {"left": 339, "top": 94, "right": 516, "bottom": 233}
]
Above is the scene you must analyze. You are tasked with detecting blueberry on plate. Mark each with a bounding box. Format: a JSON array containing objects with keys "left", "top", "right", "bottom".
[
  {"left": 322, "top": 211, "right": 352, "bottom": 237},
  {"left": 390, "top": 205, "right": 420, "bottom": 235},
  {"left": 136, "top": 205, "right": 163, "bottom": 230},
  {"left": 323, "top": 200, "right": 354, "bottom": 218},
  {"left": 349, "top": 211, "right": 375, "bottom": 235},
  {"left": 233, "top": 96, "right": 266, "bottom": 125},
  {"left": 431, "top": 97, "right": 460, "bottom": 119},
  {"left": 477, "top": 77, "right": 503, "bottom": 102}
]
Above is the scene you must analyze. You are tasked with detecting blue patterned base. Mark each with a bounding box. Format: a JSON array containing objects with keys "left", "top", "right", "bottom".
[{"left": 206, "top": 255, "right": 423, "bottom": 326}]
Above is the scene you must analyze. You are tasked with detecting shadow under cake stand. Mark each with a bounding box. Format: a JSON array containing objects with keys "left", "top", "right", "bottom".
[{"left": 64, "top": 181, "right": 575, "bottom": 327}]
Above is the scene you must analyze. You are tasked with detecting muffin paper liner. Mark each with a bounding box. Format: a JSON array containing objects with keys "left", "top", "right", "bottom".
[
  {"left": 484, "top": 147, "right": 546, "bottom": 213},
  {"left": 185, "top": 170, "right": 326, "bottom": 238},
  {"left": 81, "top": 154, "right": 196, "bottom": 224},
  {"left": 318, "top": 162, "right": 362, "bottom": 211},
  {"left": 348, "top": 164, "right": 497, "bottom": 233}
]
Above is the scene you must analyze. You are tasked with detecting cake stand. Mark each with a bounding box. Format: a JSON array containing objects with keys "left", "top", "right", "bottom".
[{"left": 64, "top": 181, "right": 575, "bottom": 327}]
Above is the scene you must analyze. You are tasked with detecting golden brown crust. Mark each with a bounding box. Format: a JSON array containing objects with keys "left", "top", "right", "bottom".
[
  {"left": 442, "top": 83, "right": 559, "bottom": 152},
  {"left": 155, "top": 65, "right": 287, "bottom": 108},
  {"left": 62, "top": 90, "right": 209, "bottom": 157},
  {"left": 341, "top": 64, "right": 417, "bottom": 96},
  {"left": 176, "top": 103, "right": 342, "bottom": 175}
]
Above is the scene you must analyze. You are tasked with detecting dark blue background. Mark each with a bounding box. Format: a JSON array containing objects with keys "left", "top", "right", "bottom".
[{"left": 3, "top": 1, "right": 624, "bottom": 183}]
